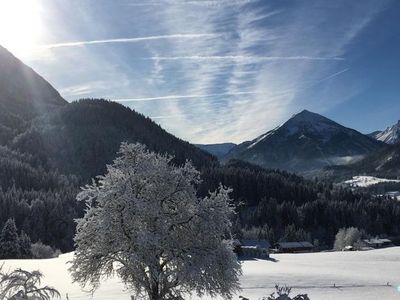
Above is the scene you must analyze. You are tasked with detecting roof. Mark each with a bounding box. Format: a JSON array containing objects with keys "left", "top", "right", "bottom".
[
  {"left": 240, "top": 239, "right": 271, "bottom": 249},
  {"left": 364, "top": 238, "right": 392, "bottom": 244},
  {"left": 277, "top": 241, "right": 314, "bottom": 249}
]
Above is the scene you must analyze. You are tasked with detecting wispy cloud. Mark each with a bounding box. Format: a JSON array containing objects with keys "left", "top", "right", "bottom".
[
  {"left": 40, "top": 33, "right": 218, "bottom": 49},
  {"left": 128, "top": 0, "right": 257, "bottom": 7},
  {"left": 27, "top": 0, "right": 390, "bottom": 143},
  {"left": 146, "top": 55, "right": 344, "bottom": 62},
  {"left": 149, "top": 114, "right": 187, "bottom": 119},
  {"left": 114, "top": 91, "right": 257, "bottom": 102}
]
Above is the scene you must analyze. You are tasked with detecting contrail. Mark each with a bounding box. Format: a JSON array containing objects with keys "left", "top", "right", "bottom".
[
  {"left": 128, "top": 0, "right": 256, "bottom": 7},
  {"left": 146, "top": 55, "right": 345, "bottom": 62},
  {"left": 113, "top": 91, "right": 257, "bottom": 102},
  {"left": 41, "top": 34, "right": 218, "bottom": 49},
  {"left": 316, "top": 68, "right": 350, "bottom": 83}
]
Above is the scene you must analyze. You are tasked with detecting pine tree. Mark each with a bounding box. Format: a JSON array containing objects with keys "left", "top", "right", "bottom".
[
  {"left": 0, "top": 218, "right": 20, "bottom": 259},
  {"left": 18, "top": 230, "right": 32, "bottom": 259}
]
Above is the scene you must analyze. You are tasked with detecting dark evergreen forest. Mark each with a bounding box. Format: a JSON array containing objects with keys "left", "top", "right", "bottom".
[{"left": 1, "top": 99, "right": 400, "bottom": 253}]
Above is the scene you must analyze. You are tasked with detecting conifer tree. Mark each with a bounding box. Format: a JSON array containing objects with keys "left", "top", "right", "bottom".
[
  {"left": 0, "top": 218, "right": 20, "bottom": 259},
  {"left": 18, "top": 230, "right": 32, "bottom": 259}
]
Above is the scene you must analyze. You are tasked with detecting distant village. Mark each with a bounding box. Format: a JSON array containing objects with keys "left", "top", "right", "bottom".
[{"left": 235, "top": 238, "right": 396, "bottom": 259}]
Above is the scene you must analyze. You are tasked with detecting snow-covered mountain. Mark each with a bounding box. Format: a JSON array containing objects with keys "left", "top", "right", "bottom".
[
  {"left": 196, "top": 143, "right": 236, "bottom": 158},
  {"left": 225, "top": 110, "right": 385, "bottom": 173},
  {"left": 370, "top": 121, "right": 400, "bottom": 144}
]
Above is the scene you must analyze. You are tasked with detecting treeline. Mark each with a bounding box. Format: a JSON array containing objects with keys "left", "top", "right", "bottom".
[
  {"left": 0, "top": 186, "right": 80, "bottom": 252},
  {"left": 2, "top": 144, "right": 400, "bottom": 251},
  {"left": 356, "top": 181, "right": 400, "bottom": 195},
  {"left": 199, "top": 160, "right": 400, "bottom": 248},
  {"left": 0, "top": 146, "right": 80, "bottom": 252}
]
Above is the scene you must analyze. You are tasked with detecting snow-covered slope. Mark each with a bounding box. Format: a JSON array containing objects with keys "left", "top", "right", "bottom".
[
  {"left": 371, "top": 121, "right": 400, "bottom": 144},
  {"left": 343, "top": 175, "right": 400, "bottom": 187},
  {"left": 2, "top": 248, "right": 400, "bottom": 300},
  {"left": 226, "top": 110, "right": 384, "bottom": 173}
]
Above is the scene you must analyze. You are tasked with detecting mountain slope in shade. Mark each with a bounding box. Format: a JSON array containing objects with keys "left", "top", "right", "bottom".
[
  {"left": 370, "top": 120, "right": 400, "bottom": 144},
  {"left": 0, "top": 45, "right": 66, "bottom": 143},
  {"left": 331, "top": 142, "right": 400, "bottom": 177},
  {"left": 195, "top": 142, "right": 236, "bottom": 158},
  {"left": 13, "top": 99, "right": 217, "bottom": 180},
  {"left": 225, "top": 110, "right": 385, "bottom": 173}
]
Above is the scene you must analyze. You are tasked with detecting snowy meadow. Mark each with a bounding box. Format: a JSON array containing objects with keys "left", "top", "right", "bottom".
[{"left": 2, "top": 247, "right": 400, "bottom": 300}]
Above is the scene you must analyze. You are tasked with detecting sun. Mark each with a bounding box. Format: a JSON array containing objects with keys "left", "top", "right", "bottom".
[{"left": 0, "top": 0, "right": 44, "bottom": 59}]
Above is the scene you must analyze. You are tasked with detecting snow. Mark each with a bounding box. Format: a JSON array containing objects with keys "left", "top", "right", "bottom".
[
  {"left": 2, "top": 247, "right": 400, "bottom": 300},
  {"left": 374, "top": 121, "right": 400, "bottom": 144},
  {"left": 343, "top": 176, "right": 400, "bottom": 187},
  {"left": 247, "top": 126, "right": 280, "bottom": 149},
  {"left": 284, "top": 110, "right": 339, "bottom": 138}
]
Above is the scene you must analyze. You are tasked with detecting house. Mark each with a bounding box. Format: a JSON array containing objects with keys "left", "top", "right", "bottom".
[
  {"left": 239, "top": 239, "right": 270, "bottom": 259},
  {"left": 276, "top": 241, "right": 314, "bottom": 253},
  {"left": 363, "top": 238, "right": 393, "bottom": 248}
]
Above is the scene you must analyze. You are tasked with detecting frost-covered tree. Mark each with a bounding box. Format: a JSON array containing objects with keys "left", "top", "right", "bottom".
[
  {"left": 0, "top": 268, "right": 60, "bottom": 300},
  {"left": 70, "top": 143, "right": 241, "bottom": 300},
  {"left": 333, "top": 227, "right": 362, "bottom": 251}
]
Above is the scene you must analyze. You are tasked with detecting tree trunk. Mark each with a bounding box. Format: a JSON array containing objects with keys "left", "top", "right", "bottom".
[{"left": 149, "top": 288, "right": 160, "bottom": 300}]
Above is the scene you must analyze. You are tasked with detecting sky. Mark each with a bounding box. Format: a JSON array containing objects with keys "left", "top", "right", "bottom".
[{"left": 0, "top": 0, "right": 399, "bottom": 144}]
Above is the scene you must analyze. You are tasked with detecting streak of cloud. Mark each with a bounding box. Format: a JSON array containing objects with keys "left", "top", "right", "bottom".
[
  {"left": 128, "top": 0, "right": 257, "bottom": 7},
  {"left": 146, "top": 55, "right": 345, "bottom": 62},
  {"left": 26, "top": 0, "right": 391, "bottom": 143},
  {"left": 114, "top": 91, "right": 257, "bottom": 102},
  {"left": 40, "top": 33, "right": 218, "bottom": 49}
]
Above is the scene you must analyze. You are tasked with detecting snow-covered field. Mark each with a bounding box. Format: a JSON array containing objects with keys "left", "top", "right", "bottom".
[
  {"left": 343, "top": 175, "right": 400, "bottom": 187},
  {"left": 2, "top": 247, "right": 400, "bottom": 300}
]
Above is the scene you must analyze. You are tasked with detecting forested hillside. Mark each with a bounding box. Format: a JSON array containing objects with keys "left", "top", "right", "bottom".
[
  {"left": 0, "top": 99, "right": 218, "bottom": 251},
  {"left": 326, "top": 143, "right": 400, "bottom": 178},
  {"left": 199, "top": 160, "right": 400, "bottom": 248},
  {"left": 0, "top": 146, "right": 80, "bottom": 251},
  {"left": 12, "top": 99, "right": 217, "bottom": 180}
]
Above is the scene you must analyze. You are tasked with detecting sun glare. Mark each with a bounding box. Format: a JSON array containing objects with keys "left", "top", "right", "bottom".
[{"left": 0, "top": 0, "right": 43, "bottom": 59}]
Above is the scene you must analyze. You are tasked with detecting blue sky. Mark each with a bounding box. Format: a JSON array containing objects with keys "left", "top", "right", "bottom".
[{"left": 1, "top": 0, "right": 399, "bottom": 143}]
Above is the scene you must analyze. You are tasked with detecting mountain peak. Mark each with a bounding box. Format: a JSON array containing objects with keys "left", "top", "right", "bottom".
[
  {"left": 284, "top": 110, "right": 338, "bottom": 136},
  {"left": 372, "top": 120, "right": 400, "bottom": 144},
  {"left": 226, "top": 110, "right": 383, "bottom": 173},
  {"left": 290, "top": 109, "right": 329, "bottom": 122},
  {"left": 299, "top": 109, "right": 313, "bottom": 114}
]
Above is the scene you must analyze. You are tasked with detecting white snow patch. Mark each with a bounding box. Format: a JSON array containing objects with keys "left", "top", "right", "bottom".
[
  {"left": 343, "top": 176, "right": 400, "bottom": 187},
  {"left": 247, "top": 126, "right": 280, "bottom": 149},
  {"left": 2, "top": 248, "right": 400, "bottom": 300}
]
